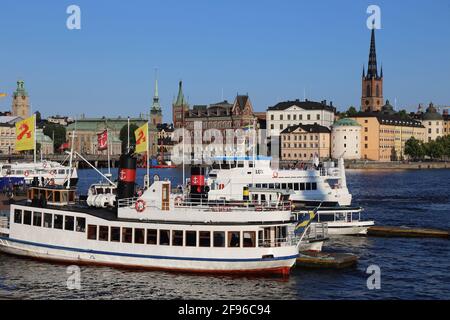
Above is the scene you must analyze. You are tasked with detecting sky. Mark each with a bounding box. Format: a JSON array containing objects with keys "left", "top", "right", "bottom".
[{"left": 0, "top": 0, "right": 449, "bottom": 122}]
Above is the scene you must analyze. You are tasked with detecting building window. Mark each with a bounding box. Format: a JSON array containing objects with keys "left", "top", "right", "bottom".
[
  {"left": 99, "top": 226, "right": 109, "bottom": 241},
  {"left": 307, "top": 115, "right": 311, "bottom": 121},
  {"left": 213, "top": 231, "right": 225, "bottom": 247},
  {"left": 280, "top": 115, "right": 283, "bottom": 121},
  {"left": 186, "top": 231, "right": 197, "bottom": 247},
  {"left": 228, "top": 231, "right": 241, "bottom": 247},
  {"left": 317, "top": 114, "right": 320, "bottom": 121},
  {"left": 122, "top": 228, "right": 133, "bottom": 243},
  {"left": 270, "top": 114, "right": 274, "bottom": 120},
  {"left": 87, "top": 225, "right": 97, "bottom": 240},
  {"left": 111, "top": 227, "right": 120, "bottom": 242},
  {"left": 134, "top": 228, "right": 145, "bottom": 244}
]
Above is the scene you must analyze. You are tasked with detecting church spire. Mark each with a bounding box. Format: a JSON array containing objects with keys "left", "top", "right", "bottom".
[
  {"left": 151, "top": 70, "right": 161, "bottom": 113},
  {"left": 367, "top": 26, "right": 379, "bottom": 79},
  {"left": 174, "top": 80, "right": 185, "bottom": 106}
]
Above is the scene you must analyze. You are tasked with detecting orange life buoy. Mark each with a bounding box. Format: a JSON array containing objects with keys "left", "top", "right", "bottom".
[
  {"left": 135, "top": 199, "right": 146, "bottom": 213},
  {"left": 272, "top": 172, "right": 278, "bottom": 178},
  {"left": 174, "top": 196, "right": 183, "bottom": 206},
  {"left": 24, "top": 170, "right": 30, "bottom": 177}
]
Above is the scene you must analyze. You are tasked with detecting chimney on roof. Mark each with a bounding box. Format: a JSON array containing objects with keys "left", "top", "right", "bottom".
[
  {"left": 323, "top": 100, "right": 327, "bottom": 105},
  {"left": 330, "top": 101, "right": 333, "bottom": 107},
  {"left": 295, "top": 99, "right": 300, "bottom": 102},
  {"left": 444, "top": 109, "right": 449, "bottom": 116}
]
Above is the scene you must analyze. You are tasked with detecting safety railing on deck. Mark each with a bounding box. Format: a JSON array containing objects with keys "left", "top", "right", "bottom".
[{"left": 0, "top": 216, "right": 10, "bottom": 231}]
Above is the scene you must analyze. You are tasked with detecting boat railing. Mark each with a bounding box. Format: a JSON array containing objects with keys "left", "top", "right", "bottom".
[
  {"left": 304, "top": 222, "right": 328, "bottom": 241},
  {"left": 0, "top": 216, "right": 10, "bottom": 230},
  {"left": 258, "top": 235, "right": 299, "bottom": 248}
]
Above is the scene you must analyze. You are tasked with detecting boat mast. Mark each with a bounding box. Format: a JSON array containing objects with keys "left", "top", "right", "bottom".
[{"left": 66, "top": 119, "right": 77, "bottom": 189}]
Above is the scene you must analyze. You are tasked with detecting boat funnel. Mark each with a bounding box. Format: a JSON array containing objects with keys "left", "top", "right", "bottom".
[{"left": 117, "top": 153, "right": 137, "bottom": 200}]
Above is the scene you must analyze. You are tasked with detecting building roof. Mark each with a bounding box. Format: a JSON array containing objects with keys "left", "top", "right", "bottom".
[
  {"left": 422, "top": 103, "right": 443, "bottom": 121},
  {"left": 351, "top": 112, "right": 424, "bottom": 128},
  {"left": 0, "top": 116, "right": 22, "bottom": 124},
  {"left": 380, "top": 100, "right": 395, "bottom": 115},
  {"left": 13, "top": 80, "right": 28, "bottom": 98},
  {"left": 268, "top": 99, "right": 336, "bottom": 113},
  {"left": 66, "top": 116, "right": 148, "bottom": 131},
  {"left": 281, "top": 123, "right": 331, "bottom": 134},
  {"left": 333, "top": 118, "right": 361, "bottom": 127}
]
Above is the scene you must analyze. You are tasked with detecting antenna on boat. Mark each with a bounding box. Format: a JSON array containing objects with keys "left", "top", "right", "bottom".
[{"left": 66, "top": 118, "right": 77, "bottom": 189}]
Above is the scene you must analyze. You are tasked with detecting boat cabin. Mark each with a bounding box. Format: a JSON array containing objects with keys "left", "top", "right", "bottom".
[{"left": 27, "top": 186, "right": 76, "bottom": 207}]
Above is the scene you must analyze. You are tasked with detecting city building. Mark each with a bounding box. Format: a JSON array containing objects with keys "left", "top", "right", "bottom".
[
  {"left": 420, "top": 103, "right": 444, "bottom": 142},
  {"left": 350, "top": 112, "right": 425, "bottom": 161},
  {"left": 149, "top": 78, "right": 163, "bottom": 156},
  {"left": 0, "top": 123, "right": 15, "bottom": 155},
  {"left": 331, "top": 118, "right": 362, "bottom": 160},
  {"left": 443, "top": 109, "right": 450, "bottom": 136},
  {"left": 66, "top": 116, "right": 148, "bottom": 155},
  {"left": 36, "top": 129, "right": 54, "bottom": 155},
  {"left": 47, "top": 116, "right": 74, "bottom": 126},
  {"left": 280, "top": 124, "right": 331, "bottom": 161},
  {"left": 11, "top": 80, "right": 30, "bottom": 118},
  {"left": 172, "top": 81, "right": 189, "bottom": 129},
  {"left": 266, "top": 99, "right": 336, "bottom": 137},
  {"left": 156, "top": 123, "right": 175, "bottom": 158},
  {"left": 361, "top": 27, "right": 384, "bottom": 112}
]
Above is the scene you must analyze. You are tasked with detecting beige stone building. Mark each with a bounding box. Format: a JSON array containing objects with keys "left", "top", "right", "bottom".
[
  {"left": 420, "top": 103, "right": 444, "bottom": 142},
  {"left": 0, "top": 124, "right": 16, "bottom": 155},
  {"left": 280, "top": 124, "right": 331, "bottom": 161},
  {"left": 11, "top": 80, "right": 30, "bottom": 119},
  {"left": 331, "top": 118, "right": 362, "bottom": 160}
]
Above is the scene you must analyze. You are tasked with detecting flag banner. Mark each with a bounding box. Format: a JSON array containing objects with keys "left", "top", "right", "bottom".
[
  {"left": 134, "top": 122, "right": 148, "bottom": 154},
  {"left": 15, "top": 115, "right": 35, "bottom": 151},
  {"left": 0, "top": 93, "right": 7, "bottom": 97},
  {"left": 58, "top": 141, "right": 70, "bottom": 152},
  {"left": 97, "top": 130, "right": 108, "bottom": 151},
  {"left": 294, "top": 204, "right": 322, "bottom": 236}
]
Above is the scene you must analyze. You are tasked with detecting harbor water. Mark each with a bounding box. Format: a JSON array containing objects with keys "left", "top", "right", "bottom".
[{"left": 0, "top": 169, "right": 449, "bottom": 300}]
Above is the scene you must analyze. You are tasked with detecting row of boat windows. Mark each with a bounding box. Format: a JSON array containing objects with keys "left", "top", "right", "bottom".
[
  {"left": 14, "top": 209, "right": 86, "bottom": 232},
  {"left": 249, "top": 182, "right": 318, "bottom": 191},
  {"left": 86, "top": 225, "right": 287, "bottom": 248},
  {"left": 7, "top": 169, "right": 70, "bottom": 175}
]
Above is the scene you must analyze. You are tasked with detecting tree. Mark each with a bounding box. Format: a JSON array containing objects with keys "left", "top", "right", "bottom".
[
  {"left": 404, "top": 137, "right": 424, "bottom": 161},
  {"left": 43, "top": 123, "right": 67, "bottom": 151},
  {"left": 346, "top": 106, "right": 358, "bottom": 116},
  {"left": 120, "top": 123, "right": 139, "bottom": 152}
]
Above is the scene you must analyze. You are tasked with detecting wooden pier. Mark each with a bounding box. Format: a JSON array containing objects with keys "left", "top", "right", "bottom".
[
  {"left": 296, "top": 252, "right": 358, "bottom": 269},
  {"left": 367, "top": 226, "right": 449, "bottom": 239}
]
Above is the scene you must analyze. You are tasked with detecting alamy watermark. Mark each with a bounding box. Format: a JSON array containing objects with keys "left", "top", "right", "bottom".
[
  {"left": 367, "top": 5, "right": 381, "bottom": 30},
  {"left": 366, "top": 265, "right": 381, "bottom": 290},
  {"left": 66, "top": 5, "right": 81, "bottom": 30},
  {"left": 66, "top": 265, "right": 81, "bottom": 290}
]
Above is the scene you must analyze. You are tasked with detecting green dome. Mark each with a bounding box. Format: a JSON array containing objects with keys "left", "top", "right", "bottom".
[{"left": 333, "top": 118, "right": 361, "bottom": 127}]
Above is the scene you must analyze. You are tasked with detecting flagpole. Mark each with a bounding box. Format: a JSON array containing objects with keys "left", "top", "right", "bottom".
[
  {"left": 127, "top": 116, "right": 130, "bottom": 153},
  {"left": 146, "top": 115, "right": 150, "bottom": 189},
  {"left": 107, "top": 126, "right": 111, "bottom": 176},
  {"left": 33, "top": 113, "right": 37, "bottom": 164}
]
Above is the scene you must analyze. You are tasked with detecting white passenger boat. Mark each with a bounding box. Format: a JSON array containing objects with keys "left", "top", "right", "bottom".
[
  {"left": 0, "top": 161, "right": 78, "bottom": 189},
  {"left": 206, "top": 156, "right": 351, "bottom": 207},
  {"left": 0, "top": 154, "right": 307, "bottom": 276}
]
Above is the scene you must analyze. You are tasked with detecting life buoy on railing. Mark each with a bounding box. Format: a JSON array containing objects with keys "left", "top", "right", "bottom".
[
  {"left": 272, "top": 172, "right": 278, "bottom": 178},
  {"left": 256, "top": 205, "right": 263, "bottom": 212},
  {"left": 24, "top": 170, "right": 30, "bottom": 177},
  {"left": 174, "top": 196, "right": 183, "bottom": 206},
  {"left": 135, "top": 199, "right": 146, "bottom": 213},
  {"left": 50, "top": 170, "right": 56, "bottom": 176}
]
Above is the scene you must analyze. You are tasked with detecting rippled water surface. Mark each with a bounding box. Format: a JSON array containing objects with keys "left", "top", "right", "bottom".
[{"left": 1, "top": 168, "right": 449, "bottom": 300}]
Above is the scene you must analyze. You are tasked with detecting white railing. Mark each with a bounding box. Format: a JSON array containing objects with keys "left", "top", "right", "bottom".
[
  {"left": 304, "top": 222, "right": 328, "bottom": 241},
  {"left": 175, "top": 199, "right": 292, "bottom": 212},
  {"left": 0, "top": 216, "right": 10, "bottom": 230}
]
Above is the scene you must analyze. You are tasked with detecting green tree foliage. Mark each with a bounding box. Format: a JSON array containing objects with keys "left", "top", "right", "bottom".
[
  {"left": 43, "top": 123, "right": 67, "bottom": 151},
  {"left": 405, "top": 136, "right": 450, "bottom": 161},
  {"left": 120, "top": 123, "right": 139, "bottom": 152},
  {"left": 404, "top": 137, "right": 424, "bottom": 160},
  {"left": 346, "top": 106, "right": 358, "bottom": 116}
]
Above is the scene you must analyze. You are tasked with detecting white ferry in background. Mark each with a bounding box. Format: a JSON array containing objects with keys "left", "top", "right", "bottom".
[
  {"left": 0, "top": 161, "right": 78, "bottom": 189},
  {"left": 0, "top": 153, "right": 306, "bottom": 277},
  {"left": 206, "top": 156, "right": 351, "bottom": 207}
]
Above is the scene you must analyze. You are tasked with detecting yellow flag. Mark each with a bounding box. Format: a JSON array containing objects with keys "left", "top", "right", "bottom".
[
  {"left": 134, "top": 122, "right": 148, "bottom": 154},
  {"left": 15, "top": 115, "right": 35, "bottom": 151},
  {"left": 0, "top": 93, "right": 7, "bottom": 97}
]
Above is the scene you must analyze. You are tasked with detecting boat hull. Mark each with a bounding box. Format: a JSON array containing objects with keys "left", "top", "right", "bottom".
[
  {"left": 0, "top": 237, "right": 296, "bottom": 277},
  {"left": 327, "top": 221, "right": 375, "bottom": 236}
]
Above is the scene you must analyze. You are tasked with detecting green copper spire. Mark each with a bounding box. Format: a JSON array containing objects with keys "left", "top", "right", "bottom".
[
  {"left": 151, "top": 73, "right": 161, "bottom": 113},
  {"left": 174, "top": 80, "right": 186, "bottom": 106},
  {"left": 13, "top": 80, "right": 28, "bottom": 98}
]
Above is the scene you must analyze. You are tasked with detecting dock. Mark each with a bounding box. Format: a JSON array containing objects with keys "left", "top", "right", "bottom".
[
  {"left": 296, "top": 252, "right": 358, "bottom": 269},
  {"left": 367, "top": 226, "right": 449, "bottom": 239}
]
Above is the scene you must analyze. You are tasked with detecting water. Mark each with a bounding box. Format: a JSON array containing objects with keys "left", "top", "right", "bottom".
[{"left": 1, "top": 169, "right": 449, "bottom": 300}]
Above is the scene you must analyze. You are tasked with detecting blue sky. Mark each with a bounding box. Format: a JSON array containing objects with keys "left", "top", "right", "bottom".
[{"left": 0, "top": 0, "right": 449, "bottom": 122}]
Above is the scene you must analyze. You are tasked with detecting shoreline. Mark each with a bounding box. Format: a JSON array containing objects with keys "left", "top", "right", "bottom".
[{"left": 345, "top": 161, "right": 450, "bottom": 171}]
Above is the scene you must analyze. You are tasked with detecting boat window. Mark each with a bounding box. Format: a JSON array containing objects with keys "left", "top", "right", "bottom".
[
  {"left": 199, "top": 231, "right": 211, "bottom": 247},
  {"left": 172, "top": 230, "right": 183, "bottom": 246},
  {"left": 122, "top": 228, "right": 133, "bottom": 243},
  {"left": 306, "top": 183, "right": 312, "bottom": 190},
  {"left": 281, "top": 183, "right": 287, "bottom": 189},
  {"left": 97, "top": 188, "right": 104, "bottom": 195},
  {"left": 99, "top": 226, "right": 109, "bottom": 241},
  {"left": 262, "top": 184, "right": 268, "bottom": 189},
  {"left": 54, "top": 215, "right": 63, "bottom": 229},
  {"left": 87, "top": 225, "right": 97, "bottom": 240},
  {"left": 185, "top": 231, "right": 197, "bottom": 247},
  {"left": 294, "top": 183, "right": 299, "bottom": 191},
  {"left": 300, "top": 183, "right": 305, "bottom": 191},
  {"left": 111, "top": 227, "right": 120, "bottom": 242},
  {"left": 228, "top": 231, "right": 241, "bottom": 248},
  {"left": 147, "top": 229, "right": 157, "bottom": 245},
  {"left": 58, "top": 169, "right": 65, "bottom": 174},
  {"left": 14, "top": 209, "right": 22, "bottom": 224},
  {"left": 134, "top": 228, "right": 145, "bottom": 244},
  {"left": 237, "top": 161, "right": 244, "bottom": 168},
  {"left": 261, "top": 194, "right": 266, "bottom": 202},
  {"left": 249, "top": 162, "right": 254, "bottom": 168},
  {"left": 44, "top": 213, "right": 52, "bottom": 228},
  {"left": 23, "top": 210, "right": 32, "bottom": 225},
  {"left": 76, "top": 217, "right": 86, "bottom": 232},
  {"left": 312, "top": 183, "right": 317, "bottom": 190},
  {"left": 32, "top": 212, "right": 42, "bottom": 227},
  {"left": 269, "top": 184, "right": 275, "bottom": 189},
  {"left": 258, "top": 230, "right": 264, "bottom": 247},
  {"left": 160, "top": 230, "right": 170, "bottom": 246},
  {"left": 243, "top": 231, "right": 256, "bottom": 248},
  {"left": 256, "top": 184, "right": 261, "bottom": 188},
  {"left": 288, "top": 183, "right": 293, "bottom": 190},
  {"left": 213, "top": 231, "right": 225, "bottom": 247},
  {"left": 275, "top": 183, "right": 281, "bottom": 189},
  {"left": 252, "top": 194, "right": 258, "bottom": 201},
  {"left": 54, "top": 191, "right": 61, "bottom": 203},
  {"left": 65, "top": 216, "right": 74, "bottom": 231}
]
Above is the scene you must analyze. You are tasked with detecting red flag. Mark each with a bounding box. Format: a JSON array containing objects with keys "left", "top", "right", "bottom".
[
  {"left": 97, "top": 130, "right": 108, "bottom": 151},
  {"left": 58, "top": 141, "right": 70, "bottom": 151}
]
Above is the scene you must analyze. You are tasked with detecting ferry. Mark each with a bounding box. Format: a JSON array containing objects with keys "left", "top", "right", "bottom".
[
  {"left": 0, "top": 153, "right": 306, "bottom": 276},
  {"left": 206, "top": 156, "right": 351, "bottom": 207},
  {"left": 0, "top": 161, "right": 78, "bottom": 189}
]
